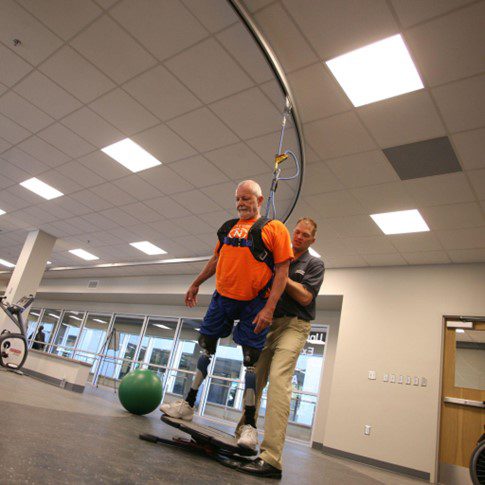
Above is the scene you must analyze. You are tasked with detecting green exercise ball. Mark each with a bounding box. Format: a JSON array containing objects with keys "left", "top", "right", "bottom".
[{"left": 118, "top": 369, "right": 163, "bottom": 415}]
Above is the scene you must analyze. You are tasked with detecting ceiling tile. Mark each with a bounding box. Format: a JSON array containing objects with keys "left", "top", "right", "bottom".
[
  {"left": 254, "top": 3, "right": 317, "bottom": 71},
  {"left": 119, "top": 202, "right": 162, "bottom": 223},
  {"left": 451, "top": 128, "right": 485, "bottom": 170},
  {"left": 70, "top": 189, "right": 113, "bottom": 211},
  {"left": 351, "top": 182, "right": 416, "bottom": 212},
  {"left": 56, "top": 161, "right": 106, "bottom": 188},
  {"left": 144, "top": 196, "right": 191, "bottom": 218},
  {"left": 166, "top": 38, "right": 254, "bottom": 104},
  {"left": 38, "top": 123, "right": 96, "bottom": 158},
  {"left": 344, "top": 235, "right": 397, "bottom": 254},
  {"left": 362, "top": 253, "right": 407, "bottom": 266},
  {"left": 401, "top": 250, "right": 451, "bottom": 265},
  {"left": 246, "top": 129, "right": 297, "bottom": 168},
  {"left": 210, "top": 87, "right": 282, "bottom": 139},
  {"left": 91, "top": 182, "right": 138, "bottom": 206},
  {"left": 18, "top": 136, "right": 70, "bottom": 168},
  {"left": 405, "top": 2, "right": 485, "bottom": 86},
  {"left": 168, "top": 108, "right": 239, "bottom": 152},
  {"left": 78, "top": 151, "right": 130, "bottom": 181},
  {"left": 113, "top": 175, "right": 162, "bottom": 200},
  {"left": 133, "top": 123, "right": 197, "bottom": 164},
  {"left": 71, "top": 16, "right": 156, "bottom": 84},
  {"left": 304, "top": 112, "right": 377, "bottom": 159},
  {"left": 2, "top": 147, "right": 49, "bottom": 175},
  {"left": 436, "top": 227, "right": 485, "bottom": 250},
  {"left": 322, "top": 252, "right": 368, "bottom": 269},
  {"left": 0, "top": 91, "right": 53, "bottom": 132},
  {"left": 304, "top": 190, "right": 366, "bottom": 218},
  {"left": 303, "top": 162, "right": 344, "bottom": 195},
  {"left": 99, "top": 207, "right": 141, "bottom": 227},
  {"left": 0, "top": 0, "right": 63, "bottom": 65},
  {"left": 170, "top": 155, "right": 229, "bottom": 188},
  {"left": 201, "top": 182, "right": 238, "bottom": 209},
  {"left": 40, "top": 200, "right": 75, "bottom": 219},
  {"left": 0, "top": 113, "right": 31, "bottom": 143},
  {"left": 51, "top": 196, "right": 91, "bottom": 216},
  {"left": 288, "top": 63, "right": 351, "bottom": 122},
  {"left": 389, "top": 232, "right": 443, "bottom": 252},
  {"left": 61, "top": 108, "right": 124, "bottom": 148},
  {"left": 89, "top": 88, "right": 159, "bottom": 136},
  {"left": 18, "top": 0, "right": 102, "bottom": 40},
  {"left": 124, "top": 65, "right": 202, "bottom": 121},
  {"left": 327, "top": 150, "right": 398, "bottom": 188},
  {"left": 357, "top": 91, "right": 445, "bottom": 148},
  {"left": 0, "top": 43, "right": 32, "bottom": 86},
  {"left": 174, "top": 214, "right": 216, "bottom": 236},
  {"left": 0, "top": 137, "right": 11, "bottom": 154},
  {"left": 199, "top": 210, "right": 233, "bottom": 230},
  {"left": 39, "top": 46, "right": 115, "bottom": 103},
  {"left": 14, "top": 71, "right": 82, "bottom": 119},
  {"left": 468, "top": 169, "right": 485, "bottom": 200},
  {"left": 447, "top": 248, "right": 485, "bottom": 263},
  {"left": 205, "top": 143, "right": 268, "bottom": 179},
  {"left": 326, "top": 215, "right": 384, "bottom": 238},
  {"left": 183, "top": 0, "right": 238, "bottom": 33},
  {"left": 432, "top": 74, "right": 485, "bottom": 132},
  {"left": 404, "top": 172, "right": 475, "bottom": 206},
  {"left": 283, "top": 0, "right": 397, "bottom": 60},
  {"left": 391, "top": 0, "right": 474, "bottom": 28},
  {"left": 78, "top": 213, "right": 120, "bottom": 231},
  {"left": 420, "top": 202, "right": 485, "bottom": 230},
  {"left": 138, "top": 165, "right": 194, "bottom": 195},
  {"left": 111, "top": 0, "right": 208, "bottom": 61},
  {"left": 217, "top": 23, "right": 274, "bottom": 83},
  {"left": 148, "top": 220, "right": 189, "bottom": 239},
  {"left": 39, "top": 169, "right": 84, "bottom": 195},
  {"left": 172, "top": 190, "right": 222, "bottom": 215}
]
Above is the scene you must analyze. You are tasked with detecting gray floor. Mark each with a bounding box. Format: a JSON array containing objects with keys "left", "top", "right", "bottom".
[{"left": 0, "top": 371, "right": 428, "bottom": 484}]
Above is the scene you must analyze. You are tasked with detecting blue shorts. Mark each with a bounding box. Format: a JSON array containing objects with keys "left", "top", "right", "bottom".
[{"left": 199, "top": 291, "right": 269, "bottom": 351}]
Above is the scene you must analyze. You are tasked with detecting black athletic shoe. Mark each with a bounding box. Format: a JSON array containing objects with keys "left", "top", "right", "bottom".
[{"left": 235, "top": 458, "right": 282, "bottom": 479}]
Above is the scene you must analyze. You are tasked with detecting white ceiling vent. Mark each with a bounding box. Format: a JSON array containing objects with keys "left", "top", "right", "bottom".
[{"left": 88, "top": 280, "right": 99, "bottom": 289}]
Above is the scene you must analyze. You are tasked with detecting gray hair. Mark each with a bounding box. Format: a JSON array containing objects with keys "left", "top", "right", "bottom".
[{"left": 236, "top": 180, "right": 263, "bottom": 197}]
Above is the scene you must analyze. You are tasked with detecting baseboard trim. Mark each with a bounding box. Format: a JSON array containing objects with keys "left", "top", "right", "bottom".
[
  {"left": 23, "top": 369, "right": 85, "bottom": 393},
  {"left": 312, "top": 442, "right": 430, "bottom": 481}
]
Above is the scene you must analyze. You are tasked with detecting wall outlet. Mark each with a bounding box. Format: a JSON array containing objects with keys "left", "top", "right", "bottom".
[
  {"left": 364, "top": 425, "right": 371, "bottom": 436},
  {"left": 368, "top": 370, "right": 376, "bottom": 380},
  {"left": 413, "top": 376, "right": 419, "bottom": 386},
  {"left": 390, "top": 374, "right": 396, "bottom": 383},
  {"left": 397, "top": 375, "right": 403, "bottom": 384},
  {"left": 383, "top": 373, "right": 389, "bottom": 382},
  {"left": 421, "top": 377, "right": 428, "bottom": 387},
  {"left": 405, "top": 376, "right": 411, "bottom": 385}
]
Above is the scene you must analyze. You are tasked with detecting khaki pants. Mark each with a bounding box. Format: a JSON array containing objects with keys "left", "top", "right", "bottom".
[{"left": 237, "top": 316, "right": 311, "bottom": 470}]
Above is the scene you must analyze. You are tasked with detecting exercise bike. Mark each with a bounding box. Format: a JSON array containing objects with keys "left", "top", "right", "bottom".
[
  {"left": 470, "top": 430, "right": 485, "bottom": 485},
  {"left": 0, "top": 294, "right": 34, "bottom": 371}
]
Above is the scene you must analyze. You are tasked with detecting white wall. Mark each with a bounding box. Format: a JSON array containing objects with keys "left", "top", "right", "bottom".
[{"left": 315, "top": 263, "right": 485, "bottom": 481}]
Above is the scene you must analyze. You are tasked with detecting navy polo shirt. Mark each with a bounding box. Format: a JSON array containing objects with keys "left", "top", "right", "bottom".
[{"left": 274, "top": 250, "right": 325, "bottom": 322}]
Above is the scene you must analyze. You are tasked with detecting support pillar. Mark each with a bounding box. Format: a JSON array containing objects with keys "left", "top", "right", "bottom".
[{"left": 0, "top": 230, "right": 56, "bottom": 333}]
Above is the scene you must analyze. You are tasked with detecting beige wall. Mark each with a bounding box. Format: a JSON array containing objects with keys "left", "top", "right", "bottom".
[{"left": 315, "top": 263, "right": 485, "bottom": 481}]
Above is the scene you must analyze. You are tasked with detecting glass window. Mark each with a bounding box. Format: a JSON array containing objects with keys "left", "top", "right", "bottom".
[
  {"left": 171, "top": 318, "right": 202, "bottom": 373},
  {"left": 212, "top": 336, "right": 243, "bottom": 379},
  {"left": 26, "top": 309, "right": 41, "bottom": 344},
  {"left": 75, "top": 313, "right": 111, "bottom": 366},
  {"left": 138, "top": 317, "right": 178, "bottom": 370},
  {"left": 164, "top": 369, "right": 198, "bottom": 403},
  {"left": 52, "top": 311, "right": 85, "bottom": 357},
  {"left": 203, "top": 378, "right": 244, "bottom": 423},
  {"left": 35, "top": 309, "right": 61, "bottom": 351}
]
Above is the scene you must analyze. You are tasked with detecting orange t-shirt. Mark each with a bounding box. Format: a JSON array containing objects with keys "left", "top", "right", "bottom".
[{"left": 214, "top": 218, "right": 293, "bottom": 301}]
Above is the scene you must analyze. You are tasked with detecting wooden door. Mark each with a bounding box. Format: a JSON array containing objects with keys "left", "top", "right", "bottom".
[{"left": 439, "top": 317, "right": 485, "bottom": 482}]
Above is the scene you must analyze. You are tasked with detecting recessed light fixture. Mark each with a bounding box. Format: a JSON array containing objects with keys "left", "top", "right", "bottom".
[
  {"left": 46, "top": 261, "right": 52, "bottom": 265},
  {"left": 48, "top": 313, "right": 60, "bottom": 319},
  {"left": 0, "top": 258, "right": 15, "bottom": 268},
  {"left": 153, "top": 323, "right": 171, "bottom": 330},
  {"left": 69, "top": 315, "right": 83, "bottom": 321},
  {"left": 455, "top": 329, "right": 465, "bottom": 334},
  {"left": 326, "top": 34, "right": 423, "bottom": 107},
  {"left": 20, "top": 177, "right": 64, "bottom": 200},
  {"left": 370, "top": 209, "right": 429, "bottom": 235},
  {"left": 0, "top": 209, "right": 6, "bottom": 216},
  {"left": 93, "top": 318, "right": 107, "bottom": 324},
  {"left": 69, "top": 249, "right": 99, "bottom": 261},
  {"left": 130, "top": 241, "right": 167, "bottom": 255},
  {"left": 309, "top": 247, "right": 321, "bottom": 258},
  {"left": 101, "top": 138, "right": 161, "bottom": 173}
]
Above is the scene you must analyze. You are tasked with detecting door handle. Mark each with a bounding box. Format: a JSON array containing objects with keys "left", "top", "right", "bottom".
[{"left": 444, "top": 397, "right": 485, "bottom": 408}]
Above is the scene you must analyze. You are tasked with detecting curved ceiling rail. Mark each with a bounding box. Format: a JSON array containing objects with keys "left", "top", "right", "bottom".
[
  {"left": 228, "top": 0, "right": 305, "bottom": 223},
  {"left": 15, "top": 2, "right": 305, "bottom": 276}
]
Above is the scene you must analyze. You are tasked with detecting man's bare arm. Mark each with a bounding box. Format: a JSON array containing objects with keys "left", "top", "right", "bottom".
[
  {"left": 253, "top": 259, "right": 290, "bottom": 333},
  {"left": 185, "top": 254, "right": 218, "bottom": 307},
  {"left": 284, "top": 278, "right": 313, "bottom": 306}
]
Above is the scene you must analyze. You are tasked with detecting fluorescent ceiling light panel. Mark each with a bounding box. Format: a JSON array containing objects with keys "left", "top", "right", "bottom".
[
  {"left": 153, "top": 323, "right": 171, "bottom": 330},
  {"left": 309, "top": 247, "right": 321, "bottom": 258},
  {"left": 69, "top": 315, "right": 83, "bottom": 321},
  {"left": 101, "top": 138, "right": 161, "bottom": 173},
  {"left": 69, "top": 249, "right": 99, "bottom": 261},
  {"left": 130, "top": 241, "right": 167, "bottom": 255},
  {"left": 93, "top": 319, "right": 107, "bottom": 324},
  {"left": 20, "top": 177, "right": 64, "bottom": 200},
  {"left": 326, "top": 34, "right": 423, "bottom": 107},
  {"left": 0, "top": 209, "right": 5, "bottom": 215},
  {"left": 0, "top": 258, "right": 15, "bottom": 268},
  {"left": 48, "top": 313, "right": 60, "bottom": 319},
  {"left": 455, "top": 329, "right": 465, "bottom": 334},
  {"left": 371, "top": 209, "right": 429, "bottom": 235}
]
